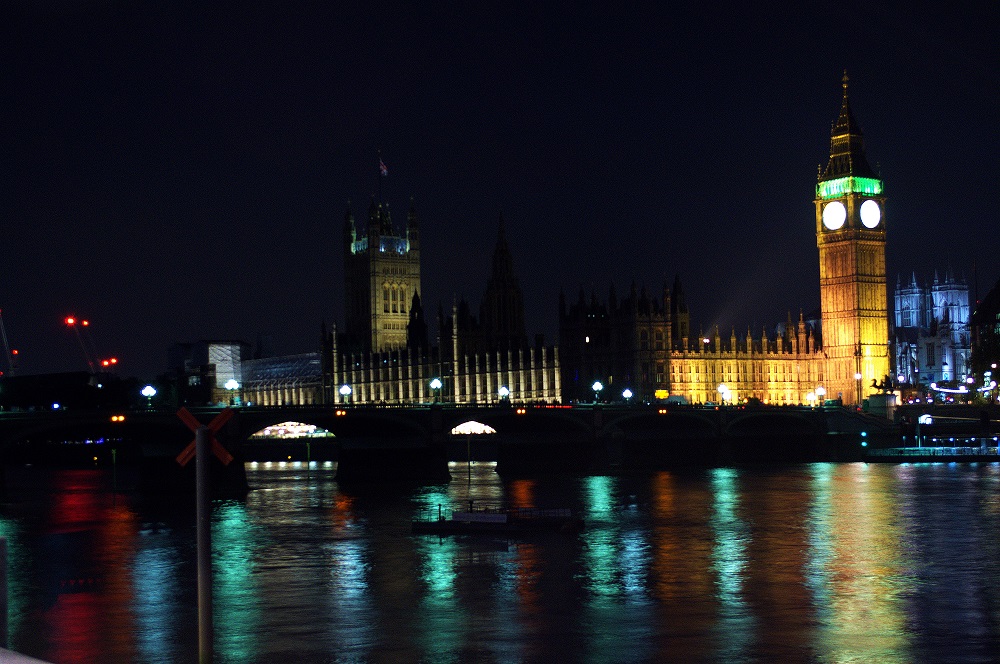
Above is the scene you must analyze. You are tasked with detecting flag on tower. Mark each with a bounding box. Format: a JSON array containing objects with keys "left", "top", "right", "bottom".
[{"left": 379, "top": 159, "right": 388, "bottom": 176}]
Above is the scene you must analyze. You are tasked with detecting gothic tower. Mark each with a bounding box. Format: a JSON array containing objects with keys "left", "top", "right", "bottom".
[
  {"left": 479, "top": 213, "right": 528, "bottom": 349},
  {"left": 343, "top": 198, "right": 422, "bottom": 352},
  {"left": 815, "top": 72, "right": 889, "bottom": 404}
]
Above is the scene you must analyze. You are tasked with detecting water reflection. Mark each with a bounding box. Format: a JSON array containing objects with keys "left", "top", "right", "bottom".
[
  {"left": 710, "top": 467, "right": 754, "bottom": 660},
  {"left": 3, "top": 462, "right": 1000, "bottom": 661}
]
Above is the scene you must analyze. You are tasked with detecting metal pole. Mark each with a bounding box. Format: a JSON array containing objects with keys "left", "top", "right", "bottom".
[{"left": 196, "top": 426, "right": 213, "bottom": 663}]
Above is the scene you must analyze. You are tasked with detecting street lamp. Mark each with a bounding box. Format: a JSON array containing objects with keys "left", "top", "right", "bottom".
[
  {"left": 141, "top": 384, "right": 156, "bottom": 409},
  {"left": 225, "top": 379, "right": 240, "bottom": 406},
  {"left": 339, "top": 384, "right": 352, "bottom": 404},
  {"left": 717, "top": 383, "right": 730, "bottom": 405},
  {"left": 498, "top": 385, "right": 510, "bottom": 402},
  {"left": 430, "top": 377, "right": 443, "bottom": 403},
  {"left": 816, "top": 385, "right": 826, "bottom": 407},
  {"left": 806, "top": 391, "right": 816, "bottom": 407},
  {"left": 622, "top": 388, "right": 633, "bottom": 404},
  {"left": 854, "top": 372, "right": 863, "bottom": 406},
  {"left": 592, "top": 380, "right": 603, "bottom": 403}
]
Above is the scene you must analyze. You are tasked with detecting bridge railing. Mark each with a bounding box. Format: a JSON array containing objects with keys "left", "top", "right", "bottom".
[{"left": 868, "top": 446, "right": 999, "bottom": 457}]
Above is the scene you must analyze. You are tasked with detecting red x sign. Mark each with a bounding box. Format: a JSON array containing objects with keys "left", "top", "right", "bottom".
[{"left": 176, "top": 407, "right": 235, "bottom": 467}]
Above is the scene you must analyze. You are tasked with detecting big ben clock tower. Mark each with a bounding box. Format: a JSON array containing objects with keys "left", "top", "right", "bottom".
[{"left": 815, "top": 72, "right": 889, "bottom": 405}]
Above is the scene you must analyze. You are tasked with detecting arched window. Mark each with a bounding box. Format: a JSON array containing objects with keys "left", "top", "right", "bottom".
[{"left": 383, "top": 285, "right": 390, "bottom": 313}]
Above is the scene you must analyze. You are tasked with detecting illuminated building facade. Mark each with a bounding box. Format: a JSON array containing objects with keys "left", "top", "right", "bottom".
[
  {"left": 893, "top": 270, "right": 970, "bottom": 386},
  {"left": 814, "top": 73, "right": 889, "bottom": 404},
  {"left": 558, "top": 283, "right": 672, "bottom": 402},
  {"left": 167, "top": 340, "right": 250, "bottom": 405},
  {"left": 559, "top": 75, "right": 888, "bottom": 406},
  {"left": 241, "top": 352, "right": 324, "bottom": 406},
  {"left": 666, "top": 312, "right": 826, "bottom": 405},
  {"left": 971, "top": 277, "right": 1000, "bottom": 386},
  {"left": 560, "top": 282, "right": 827, "bottom": 404},
  {"left": 326, "top": 214, "right": 561, "bottom": 405},
  {"left": 343, "top": 199, "right": 421, "bottom": 353}
]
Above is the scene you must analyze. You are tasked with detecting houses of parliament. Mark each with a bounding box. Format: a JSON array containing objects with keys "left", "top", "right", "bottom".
[{"left": 238, "top": 75, "right": 899, "bottom": 408}]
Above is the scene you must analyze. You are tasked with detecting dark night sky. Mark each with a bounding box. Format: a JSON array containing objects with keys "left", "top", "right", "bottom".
[{"left": 4, "top": 1, "right": 998, "bottom": 379}]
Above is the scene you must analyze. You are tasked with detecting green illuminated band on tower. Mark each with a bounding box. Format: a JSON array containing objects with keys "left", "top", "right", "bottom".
[{"left": 816, "top": 176, "right": 883, "bottom": 199}]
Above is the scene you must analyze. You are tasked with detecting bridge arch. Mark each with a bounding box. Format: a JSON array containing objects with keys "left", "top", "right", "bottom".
[
  {"left": 600, "top": 409, "right": 719, "bottom": 439},
  {"left": 723, "top": 409, "right": 824, "bottom": 437},
  {"left": 440, "top": 407, "right": 593, "bottom": 439}
]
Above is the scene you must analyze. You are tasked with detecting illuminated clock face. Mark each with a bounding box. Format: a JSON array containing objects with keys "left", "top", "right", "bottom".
[
  {"left": 860, "top": 199, "right": 881, "bottom": 228},
  {"left": 822, "top": 201, "right": 846, "bottom": 230}
]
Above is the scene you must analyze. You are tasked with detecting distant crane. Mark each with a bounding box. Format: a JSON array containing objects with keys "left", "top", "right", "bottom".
[
  {"left": 0, "top": 309, "right": 17, "bottom": 376},
  {"left": 65, "top": 316, "right": 95, "bottom": 373}
]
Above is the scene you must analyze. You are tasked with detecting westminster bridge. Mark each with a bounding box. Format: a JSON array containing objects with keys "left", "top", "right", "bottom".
[{"left": 0, "top": 403, "right": 902, "bottom": 492}]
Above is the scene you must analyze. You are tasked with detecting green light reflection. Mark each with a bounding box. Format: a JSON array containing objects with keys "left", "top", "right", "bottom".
[
  {"left": 415, "top": 486, "right": 465, "bottom": 660},
  {"left": 710, "top": 467, "right": 754, "bottom": 659},
  {"left": 132, "top": 537, "right": 183, "bottom": 663},
  {"left": 805, "top": 463, "right": 834, "bottom": 623},
  {"left": 581, "top": 476, "right": 618, "bottom": 596},
  {"left": 0, "top": 519, "right": 27, "bottom": 639},
  {"left": 579, "top": 476, "right": 654, "bottom": 663},
  {"left": 213, "top": 500, "right": 262, "bottom": 663}
]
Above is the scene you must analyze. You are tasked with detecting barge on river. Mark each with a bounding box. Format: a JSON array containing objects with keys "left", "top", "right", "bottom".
[{"left": 412, "top": 504, "right": 584, "bottom": 536}]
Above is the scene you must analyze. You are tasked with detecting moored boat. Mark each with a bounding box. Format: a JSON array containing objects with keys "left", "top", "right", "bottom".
[{"left": 412, "top": 504, "right": 583, "bottom": 536}]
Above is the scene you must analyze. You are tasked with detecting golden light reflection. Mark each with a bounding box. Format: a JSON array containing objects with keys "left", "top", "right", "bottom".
[
  {"left": 648, "top": 471, "right": 715, "bottom": 661},
  {"left": 812, "top": 463, "right": 913, "bottom": 662}
]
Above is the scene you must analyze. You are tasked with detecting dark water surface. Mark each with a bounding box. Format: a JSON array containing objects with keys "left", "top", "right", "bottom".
[{"left": 3, "top": 461, "right": 1000, "bottom": 663}]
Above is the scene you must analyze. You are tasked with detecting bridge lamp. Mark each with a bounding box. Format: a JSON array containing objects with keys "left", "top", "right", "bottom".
[
  {"left": 225, "top": 379, "right": 240, "bottom": 406},
  {"left": 806, "top": 391, "right": 816, "bottom": 407},
  {"left": 339, "top": 384, "right": 352, "bottom": 404},
  {"left": 141, "top": 384, "right": 156, "bottom": 408},
  {"left": 622, "top": 388, "right": 633, "bottom": 403},
  {"left": 430, "top": 377, "right": 443, "bottom": 403},
  {"left": 815, "top": 386, "right": 826, "bottom": 405},
  {"left": 498, "top": 385, "right": 510, "bottom": 402},
  {"left": 717, "top": 384, "right": 731, "bottom": 404},
  {"left": 592, "top": 381, "right": 603, "bottom": 403}
]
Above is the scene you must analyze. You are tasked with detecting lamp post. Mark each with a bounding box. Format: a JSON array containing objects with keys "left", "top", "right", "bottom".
[
  {"left": 141, "top": 384, "right": 156, "bottom": 409},
  {"left": 816, "top": 386, "right": 826, "bottom": 407},
  {"left": 854, "top": 341, "right": 863, "bottom": 406},
  {"left": 498, "top": 385, "right": 510, "bottom": 404},
  {"left": 717, "top": 384, "right": 730, "bottom": 405},
  {"left": 225, "top": 379, "right": 240, "bottom": 406},
  {"left": 430, "top": 377, "right": 443, "bottom": 404},
  {"left": 622, "top": 388, "right": 633, "bottom": 404},
  {"left": 339, "top": 384, "right": 352, "bottom": 405},
  {"left": 592, "top": 380, "right": 603, "bottom": 404}
]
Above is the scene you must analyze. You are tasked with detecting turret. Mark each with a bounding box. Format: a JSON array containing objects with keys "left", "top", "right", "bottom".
[
  {"left": 406, "top": 197, "right": 420, "bottom": 251},
  {"left": 343, "top": 203, "right": 356, "bottom": 252}
]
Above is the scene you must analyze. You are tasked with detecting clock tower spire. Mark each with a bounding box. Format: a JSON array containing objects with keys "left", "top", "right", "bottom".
[{"left": 815, "top": 72, "right": 889, "bottom": 405}]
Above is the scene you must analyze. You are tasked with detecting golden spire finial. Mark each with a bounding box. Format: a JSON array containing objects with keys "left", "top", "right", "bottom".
[{"left": 842, "top": 70, "right": 849, "bottom": 96}]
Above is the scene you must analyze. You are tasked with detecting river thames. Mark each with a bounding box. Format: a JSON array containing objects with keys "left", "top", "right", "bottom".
[{"left": 3, "top": 460, "right": 1000, "bottom": 662}]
